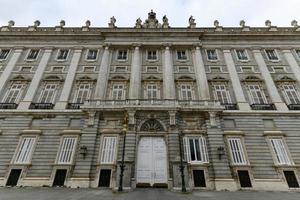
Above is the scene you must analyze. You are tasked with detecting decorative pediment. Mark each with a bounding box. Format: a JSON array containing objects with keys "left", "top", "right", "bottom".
[
  {"left": 210, "top": 76, "right": 228, "bottom": 82},
  {"left": 139, "top": 119, "right": 165, "bottom": 132},
  {"left": 43, "top": 75, "right": 63, "bottom": 81},
  {"left": 275, "top": 75, "right": 295, "bottom": 82},
  {"left": 10, "top": 75, "right": 30, "bottom": 81},
  {"left": 76, "top": 75, "right": 95, "bottom": 82},
  {"left": 176, "top": 75, "right": 195, "bottom": 81},
  {"left": 143, "top": 75, "right": 161, "bottom": 81},
  {"left": 110, "top": 75, "right": 127, "bottom": 80},
  {"left": 242, "top": 75, "right": 262, "bottom": 82}
]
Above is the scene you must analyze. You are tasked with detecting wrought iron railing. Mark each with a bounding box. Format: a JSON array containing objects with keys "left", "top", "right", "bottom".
[
  {"left": 222, "top": 103, "right": 238, "bottom": 110},
  {"left": 29, "top": 103, "right": 54, "bottom": 109},
  {"left": 0, "top": 103, "right": 18, "bottom": 109},
  {"left": 250, "top": 104, "right": 276, "bottom": 110},
  {"left": 287, "top": 104, "right": 300, "bottom": 110},
  {"left": 67, "top": 103, "right": 83, "bottom": 109}
]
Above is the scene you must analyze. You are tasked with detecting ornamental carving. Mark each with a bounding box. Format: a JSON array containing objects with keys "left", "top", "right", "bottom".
[{"left": 140, "top": 119, "right": 164, "bottom": 132}]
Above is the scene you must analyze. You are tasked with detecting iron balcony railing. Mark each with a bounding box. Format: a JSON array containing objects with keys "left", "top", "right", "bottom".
[
  {"left": 287, "top": 104, "right": 300, "bottom": 110},
  {"left": 67, "top": 103, "right": 83, "bottom": 109},
  {"left": 29, "top": 103, "right": 54, "bottom": 109},
  {"left": 250, "top": 103, "right": 276, "bottom": 110},
  {"left": 0, "top": 103, "right": 18, "bottom": 109},
  {"left": 222, "top": 103, "right": 238, "bottom": 110}
]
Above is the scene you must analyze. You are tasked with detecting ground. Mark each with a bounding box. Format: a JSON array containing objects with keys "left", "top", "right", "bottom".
[{"left": 0, "top": 188, "right": 300, "bottom": 200}]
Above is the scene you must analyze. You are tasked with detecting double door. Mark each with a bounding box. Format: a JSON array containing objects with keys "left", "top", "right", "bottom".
[{"left": 137, "top": 137, "right": 168, "bottom": 186}]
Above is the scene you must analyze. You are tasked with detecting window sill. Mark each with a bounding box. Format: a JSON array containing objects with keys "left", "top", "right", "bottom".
[
  {"left": 207, "top": 59, "right": 219, "bottom": 62},
  {"left": 238, "top": 59, "right": 249, "bottom": 63}
]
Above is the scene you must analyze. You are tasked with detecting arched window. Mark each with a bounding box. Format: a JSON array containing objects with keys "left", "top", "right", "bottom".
[{"left": 140, "top": 119, "right": 164, "bottom": 132}]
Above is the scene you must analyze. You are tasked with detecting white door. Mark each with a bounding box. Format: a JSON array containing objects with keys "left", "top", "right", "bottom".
[{"left": 137, "top": 137, "right": 167, "bottom": 186}]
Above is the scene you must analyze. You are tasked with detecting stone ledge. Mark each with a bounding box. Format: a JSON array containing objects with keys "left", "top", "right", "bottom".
[
  {"left": 59, "top": 130, "right": 81, "bottom": 135},
  {"left": 20, "top": 129, "right": 42, "bottom": 135},
  {"left": 263, "top": 131, "right": 285, "bottom": 136},
  {"left": 223, "top": 130, "right": 244, "bottom": 136}
]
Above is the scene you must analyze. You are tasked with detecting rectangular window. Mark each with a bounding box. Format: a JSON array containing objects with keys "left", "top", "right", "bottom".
[
  {"left": 248, "top": 84, "right": 267, "bottom": 104},
  {"left": 180, "top": 84, "right": 193, "bottom": 100},
  {"left": 237, "top": 170, "right": 252, "bottom": 188},
  {"left": 281, "top": 84, "right": 300, "bottom": 104},
  {"left": 100, "top": 136, "right": 117, "bottom": 164},
  {"left": 86, "top": 49, "right": 98, "bottom": 60},
  {"left": 57, "top": 137, "right": 77, "bottom": 164},
  {"left": 3, "top": 83, "right": 24, "bottom": 103},
  {"left": 236, "top": 49, "right": 248, "bottom": 61},
  {"left": 26, "top": 49, "right": 39, "bottom": 60},
  {"left": 112, "top": 84, "right": 124, "bottom": 100},
  {"left": 146, "top": 66, "right": 158, "bottom": 72},
  {"left": 213, "top": 84, "right": 232, "bottom": 104},
  {"left": 14, "top": 137, "right": 36, "bottom": 164},
  {"left": 177, "top": 50, "right": 187, "bottom": 60},
  {"left": 146, "top": 84, "right": 158, "bottom": 99},
  {"left": 115, "top": 66, "right": 127, "bottom": 72},
  {"left": 0, "top": 49, "right": 10, "bottom": 60},
  {"left": 228, "top": 138, "right": 247, "bottom": 165},
  {"left": 74, "top": 83, "right": 91, "bottom": 103},
  {"left": 39, "top": 84, "right": 57, "bottom": 103},
  {"left": 206, "top": 49, "right": 218, "bottom": 60},
  {"left": 57, "top": 49, "right": 69, "bottom": 60},
  {"left": 295, "top": 50, "right": 300, "bottom": 59},
  {"left": 284, "top": 171, "right": 299, "bottom": 188},
  {"left": 184, "top": 136, "right": 209, "bottom": 164},
  {"left": 147, "top": 50, "right": 157, "bottom": 60},
  {"left": 265, "top": 50, "right": 279, "bottom": 60},
  {"left": 117, "top": 50, "right": 127, "bottom": 60},
  {"left": 270, "top": 138, "right": 291, "bottom": 165}
]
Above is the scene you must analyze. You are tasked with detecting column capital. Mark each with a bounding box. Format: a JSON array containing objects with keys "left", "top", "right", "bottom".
[
  {"left": 252, "top": 49, "right": 262, "bottom": 54},
  {"left": 132, "top": 43, "right": 142, "bottom": 48},
  {"left": 163, "top": 43, "right": 172, "bottom": 48},
  {"left": 43, "top": 46, "right": 54, "bottom": 51},
  {"left": 103, "top": 43, "right": 112, "bottom": 48},
  {"left": 192, "top": 42, "right": 203, "bottom": 48},
  {"left": 222, "top": 49, "right": 231, "bottom": 53},
  {"left": 13, "top": 46, "right": 24, "bottom": 52},
  {"left": 72, "top": 46, "right": 84, "bottom": 51},
  {"left": 282, "top": 49, "right": 293, "bottom": 53},
  {"left": 250, "top": 46, "right": 263, "bottom": 51}
]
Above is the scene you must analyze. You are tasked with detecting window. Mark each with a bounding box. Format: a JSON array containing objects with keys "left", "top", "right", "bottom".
[
  {"left": 269, "top": 138, "right": 291, "bottom": 165},
  {"left": 3, "top": 83, "right": 24, "bottom": 103},
  {"left": 115, "top": 66, "right": 127, "bottom": 72},
  {"left": 265, "top": 49, "right": 279, "bottom": 61},
  {"left": 146, "top": 66, "right": 158, "bottom": 72},
  {"left": 180, "top": 84, "right": 193, "bottom": 100},
  {"left": 0, "top": 49, "right": 10, "bottom": 60},
  {"left": 57, "top": 137, "right": 77, "bottom": 164},
  {"left": 112, "top": 84, "right": 125, "bottom": 100},
  {"left": 57, "top": 49, "right": 69, "bottom": 60},
  {"left": 100, "top": 136, "right": 117, "bottom": 164},
  {"left": 117, "top": 50, "right": 127, "bottom": 60},
  {"left": 86, "top": 49, "right": 98, "bottom": 60},
  {"left": 177, "top": 50, "right": 187, "bottom": 60},
  {"left": 295, "top": 50, "right": 300, "bottom": 59},
  {"left": 213, "top": 84, "right": 232, "bottom": 104},
  {"left": 147, "top": 50, "right": 157, "bottom": 60},
  {"left": 14, "top": 137, "right": 36, "bottom": 164},
  {"left": 281, "top": 84, "right": 300, "bottom": 104},
  {"left": 236, "top": 49, "right": 248, "bottom": 61},
  {"left": 39, "top": 83, "right": 57, "bottom": 103},
  {"left": 206, "top": 49, "right": 218, "bottom": 60},
  {"left": 228, "top": 138, "right": 247, "bottom": 165},
  {"left": 247, "top": 84, "right": 267, "bottom": 104},
  {"left": 184, "top": 136, "right": 209, "bottom": 164},
  {"left": 26, "top": 49, "right": 39, "bottom": 60},
  {"left": 146, "top": 84, "right": 158, "bottom": 99},
  {"left": 74, "top": 83, "right": 91, "bottom": 103}
]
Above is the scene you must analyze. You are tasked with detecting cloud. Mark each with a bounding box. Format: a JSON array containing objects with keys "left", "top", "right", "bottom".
[{"left": 0, "top": 0, "right": 298, "bottom": 27}]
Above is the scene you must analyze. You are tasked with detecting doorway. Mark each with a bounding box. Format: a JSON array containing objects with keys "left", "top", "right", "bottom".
[
  {"left": 6, "top": 169, "right": 22, "bottom": 186},
  {"left": 52, "top": 169, "right": 67, "bottom": 187},
  {"left": 98, "top": 169, "right": 112, "bottom": 187}
]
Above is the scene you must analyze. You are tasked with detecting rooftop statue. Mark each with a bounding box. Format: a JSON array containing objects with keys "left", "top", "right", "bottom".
[
  {"left": 162, "top": 15, "right": 169, "bottom": 28},
  {"left": 143, "top": 10, "right": 161, "bottom": 28},
  {"left": 108, "top": 16, "right": 116, "bottom": 28},
  {"left": 135, "top": 17, "right": 142, "bottom": 28},
  {"left": 188, "top": 16, "right": 196, "bottom": 28}
]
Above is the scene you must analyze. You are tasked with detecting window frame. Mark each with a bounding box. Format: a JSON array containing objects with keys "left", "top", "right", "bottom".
[
  {"left": 99, "top": 135, "right": 118, "bottom": 164},
  {"left": 267, "top": 137, "right": 293, "bottom": 166},
  {"left": 294, "top": 49, "right": 300, "bottom": 61},
  {"left": 183, "top": 135, "right": 209, "bottom": 164},
  {"left": 73, "top": 83, "right": 92, "bottom": 103},
  {"left": 247, "top": 84, "right": 268, "bottom": 104},
  {"left": 235, "top": 49, "right": 249, "bottom": 62},
  {"left": 280, "top": 83, "right": 300, "bottom": 105},
  {"left": 13, "top": 135, "right": 38, "bottom": 164},
  {"left": 212, "top": 83, "right": 232, "bottom": 104},
  {"left": 56, "top": 135, "right": 78, "bottom": 165},
  {"left": 265, "top": 49, "right": 280, "bottom": 62},
  {"left": 38, "top": 83, "right": 58, "bottom": 104},
  {"left": 56, "top": 49, "right": 70, "bottom": 61},
  {"left": 146, "top": 50, "right": 158, "bottom": 61},
  {"left": 145, "top": 83, "right": 159, "bottom": 99},
  {"left": 206, "top": 49, "right": 219, "bottom": 61},
  {"left": 227, "top": 137, "right": 248, "bottom": 165},
  {"left": 176, "top": 50, "right": 188, "bottom": 61},
  {"left": 3, "top": 83, "right": 25, "bottom": 104},
  {"left": 85, "top": 49, "right": 99, "bottom": 61},
  {"left": 179, "top": 83, "right": 194, "bottom": 100},
  {"left": 116, "top": 50, "right": 128, "bottom": 61},
  {"left": 111, "top": 83, "right": 126, "bottom": 100},
  {"left": 25, "top": 49, "right": 40, "bottom": 61},
  {"left": 0, "top": 49, "right": 10, "bottom": 61}
]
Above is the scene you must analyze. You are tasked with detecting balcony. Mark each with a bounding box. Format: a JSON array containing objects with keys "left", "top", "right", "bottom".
[
  {"left": 67, "top": 103, "right": 83, "bottom": 109},
  {"left": 81, "top": 99, "right": 224, "bottom": 112},
  {"left": 29, "top": 103, "right": 54, "bottom": 109},
  {"left": 0, "top": 103, "right": 18, "bottom": 109},
  {"left": 222, "top": 103, "right": 238, "bottom": 110},
  {"left": 287, "top": 104, "right": 300, "bottom": 110},
  {"left": 250, "top": 104, "right": 276, "bottom": 110}
]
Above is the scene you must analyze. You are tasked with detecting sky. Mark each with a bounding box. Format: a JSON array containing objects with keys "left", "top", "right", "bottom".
[{"left": 0, "top": 0, "right": 299, "bottom": 28}]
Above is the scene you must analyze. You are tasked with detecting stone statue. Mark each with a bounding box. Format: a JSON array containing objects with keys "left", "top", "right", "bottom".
[
  {"left": 8, "top": 20, "right": 15, "bottom": 27},
  {"left": 143, "top": 10, "right": 161, "bottom": 28},
  {"left": 265, "top": 20, "right": 271, "bottom": 27},
  {"left": 291, "top": 20, "right": 298, "bottom": 27},
  {"left": 239, "top": 20, "right": 245, "bottom": 27},
  {"left": 214, "top": 20, "right": 219, "bottom": 27},
  {"left": 34, "top": 20, "right": 40, "bottom": 27},
  {"left": 135, "top": 17, "right": 142, "bottom": 28},
  {"left": 85, "top": 20, "right": 91, "bottom": 27},
  {"left": 60, "top": 20, "right": 65, "bottom": 27},
  {"left": 162, "top": 15, "right": 169, "bottom": 28},
  {"left": 188, "top": 16, "right": 196, "bottom": 28},
  {"left": 109, "top": 16, "right": 116, "bottom": 28}
]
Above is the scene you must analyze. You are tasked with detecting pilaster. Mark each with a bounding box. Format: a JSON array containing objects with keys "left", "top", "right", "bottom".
[
  {"left": 223, "top": 49, "right": 251, "bottom": 110},
  {"left": 162, "top": 45, "right": 176, "bottom": 99},
  {"left": 128, "top": 45, "right": 142, "bottom": 99},
  {"left": 282, "top": 49, "right": 300, "bottom": 84},
  {"left": 18, "top": 47, "right": 53, "bottom": 110},
  {"left": 252, "top": 49, "right": 288, "bottom": 111},
  {"left": 55, "top": 47, "right": 82, "bottom": 110}
]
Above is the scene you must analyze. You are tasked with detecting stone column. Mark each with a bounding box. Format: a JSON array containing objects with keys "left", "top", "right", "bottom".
[
  {"left": 128, "top": 45, "right": 142, "bottom": 99},
  {"left": 55, "top": 47, "right": 82, "bottom": 110},
  {"left": 223, "top": 49, "right": 251, "bottom": 110},
  {"left": 162, "top": 45, "right": 176, "bottom": 99},
  {"left": 18, "top": 48, "right": 53, "bottom": 110},
  {"left": 94, "top": 46, "right": 111, "bottom": 100},
  {"left": 252, "top": 49, "right": 288, "bottom": 111},
  {"left": 192, "top": 46, "right": 210, "bottom": 100},
  {"left": 282, "top": 49, "right": 300, "bottom": 84},
  {"left": 0, "top": 47, "right": 23, "bottom": 95}
]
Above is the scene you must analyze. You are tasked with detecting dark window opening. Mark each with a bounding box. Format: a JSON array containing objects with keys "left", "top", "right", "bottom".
[
  {"left": 6, "top": 169, "right": 22, "bottom": 186},
  {"left": 52, "top": 169, "right": 67, "bottom": 187},
  {"left": 237, "top": 170, "right": 252, "bottom": 188},
  {"left": 284, "top": 171, "right": 299, "bottom": 188},
  {"left": 193, "top": 170, "right": 206, "bottom": 187},
  {"left": 98, "top": 169, "right": 111, "bottom": 187}
]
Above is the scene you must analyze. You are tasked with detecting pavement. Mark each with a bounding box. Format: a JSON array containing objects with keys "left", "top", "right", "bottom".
[{"left": 0, "top": 188, "right": 300, "bottom": 200}]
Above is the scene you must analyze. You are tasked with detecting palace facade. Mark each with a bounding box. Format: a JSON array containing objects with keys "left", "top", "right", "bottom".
[{"left": 0, "top": 11, "right": 300, "bottom": 191}]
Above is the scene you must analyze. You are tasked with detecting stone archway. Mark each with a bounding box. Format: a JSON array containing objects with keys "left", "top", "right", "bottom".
[{"left": 139, "top": 119, "right": 165, "bottom": 132}]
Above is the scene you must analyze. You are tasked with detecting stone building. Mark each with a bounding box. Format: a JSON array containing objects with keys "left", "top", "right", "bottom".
[{"left": 0, "top": 11, "right": 300, "bottom": 191}]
